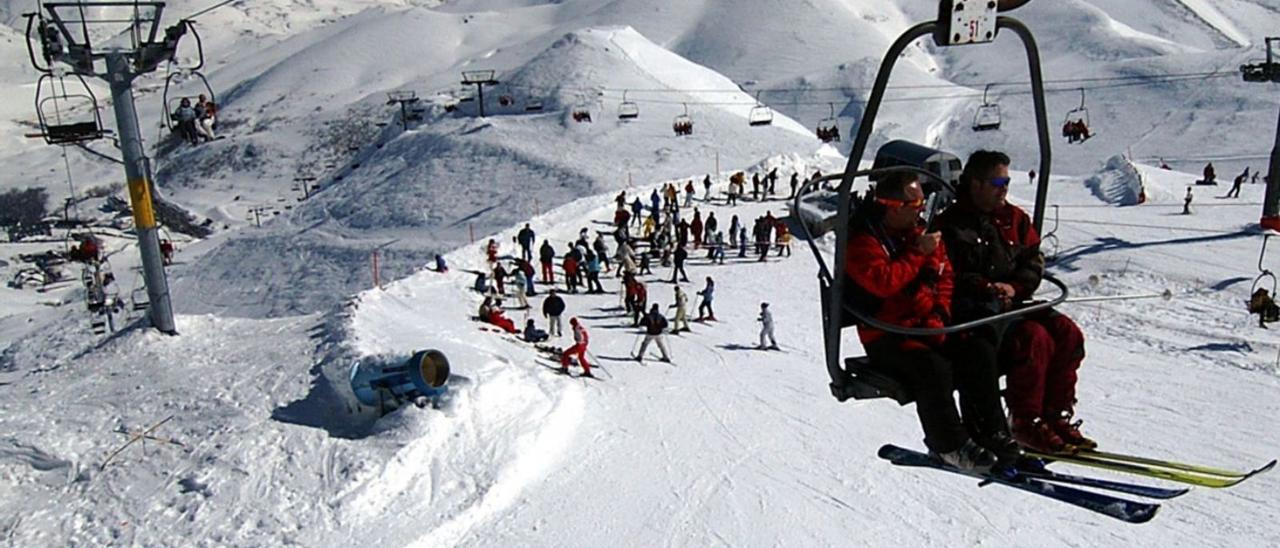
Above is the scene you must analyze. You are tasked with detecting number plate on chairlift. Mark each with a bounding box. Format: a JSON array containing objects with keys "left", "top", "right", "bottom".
[{"left": 940, "top": 0, "right": 998, "bottom": 46}]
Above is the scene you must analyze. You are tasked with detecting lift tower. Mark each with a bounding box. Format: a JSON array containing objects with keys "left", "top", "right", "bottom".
[
  {"left": 1240, "top": 37, "right": 1280, "bottom": 231},
  {"left": 25, "top": 2, "right": 186, "bottom": 334}
]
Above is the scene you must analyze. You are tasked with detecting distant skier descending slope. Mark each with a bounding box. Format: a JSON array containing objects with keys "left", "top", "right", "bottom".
[{"left": 757, "top": 302, "right": 778, "bottom": 349}]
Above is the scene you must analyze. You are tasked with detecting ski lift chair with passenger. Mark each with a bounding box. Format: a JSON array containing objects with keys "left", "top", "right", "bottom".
[
  {"left": 1062, "top": 88, "right": 1092, "bottom": 144},
  {"left": 796, "top": 0, "right": 1065, "bottom": 406},
  {"left": 817, "top": 103, "right": 841, "bottom": 142},
  {"left": 972, "top": 83, "right": 1002, "bottom": 131},
  {"left": 672, "top": 103, "right": 693, "bottom": 136}
]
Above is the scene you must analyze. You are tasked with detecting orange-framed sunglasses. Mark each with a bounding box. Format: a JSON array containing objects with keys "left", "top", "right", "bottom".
[{"left": 876, "top": 196, "right": 926, "bottom": 210}]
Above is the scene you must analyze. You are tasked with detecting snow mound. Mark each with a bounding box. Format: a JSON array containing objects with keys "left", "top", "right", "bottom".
[{"left": 1086, "top": 155, "right": 1147, "bottom": 206}]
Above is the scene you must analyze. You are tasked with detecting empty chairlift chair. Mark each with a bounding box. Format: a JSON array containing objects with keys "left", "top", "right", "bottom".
[
  {"left": 971, "top": 83, "right": 1001, "bottom": 132},
  {"left": 34, "top": 72, "right": 107, "bottom": 145},
  {"left": 617, "top": 90, "right": 639, "bottom": 120},
  {"left": 748, "top": 91, "right": 773, "bottom": 127}
]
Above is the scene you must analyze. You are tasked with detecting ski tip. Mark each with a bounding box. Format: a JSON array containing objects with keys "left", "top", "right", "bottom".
[
  {"left": 1129, "top": 505, "right": 1160, "bottom": 525},
  {"left": 1250, "top": 459, "right": 1277, "bottom": 477},
  {"left": 877, "top": 444, "right": 904, "bottom": 459}
]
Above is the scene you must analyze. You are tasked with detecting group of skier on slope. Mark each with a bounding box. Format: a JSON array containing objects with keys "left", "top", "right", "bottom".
[
  {"left": 472, "top": 167, "right": 815, "bottom": 375},
  {"left": 846, "top": 150, "right": 1092, "bottom": 473}
]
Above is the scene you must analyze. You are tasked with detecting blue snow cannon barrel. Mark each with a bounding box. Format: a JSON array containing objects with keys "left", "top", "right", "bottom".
[{"left": 349, "top": 349, "right": 450, "bottom": 409}]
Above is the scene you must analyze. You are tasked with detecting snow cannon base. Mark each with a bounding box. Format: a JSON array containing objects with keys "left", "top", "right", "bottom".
[{"left": 350, "top": 350, "right": 451, "bottom": 411}]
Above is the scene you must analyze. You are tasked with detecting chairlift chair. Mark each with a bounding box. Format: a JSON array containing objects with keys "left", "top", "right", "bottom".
[
  {"left": 571, "top": 93, "right": 592, "bottom": 123},
  {"left": 160, "top": 69, "right": 216, "bottom": 132},
  {"left": 525, "top": 97, "right": 544, "bottom": 112},
  {"left": 618, "top": 91, "right": 639, "bottom": 120},
  {"left": 672, "top": 103, "right": 693, "bottom": 136},
  {"left": 1241, "top": 37, "right": 1280, "bottom": 83},
  {"left": 748, "top": 91, "right": 773, "bottom": 127},
  {"left": 817, "top": 103, "right": 840, "bottom": 142},
  {"left": 34, "top": 72, "right": 107, "bottom": 145},
  {"left": 795, "top": 1, "right": 1063, "bottom": 405},
  {"left": 1062, "top": 88, "right": 1092, "bottom": 144},
  {"left": 971, "top": 83, "right": 1001, "bottom": 131}
]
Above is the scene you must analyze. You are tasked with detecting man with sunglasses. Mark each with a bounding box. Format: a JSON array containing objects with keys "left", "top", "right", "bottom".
[
  {"left": 845, "top": 170, "right": 1006, "bottom": 472},
  {"left": 936, "top": 150, "right": 1095, "bottom": 454}
]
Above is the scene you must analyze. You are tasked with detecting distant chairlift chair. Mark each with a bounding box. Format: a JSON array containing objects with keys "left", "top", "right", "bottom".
[
  {"left": 972, "top": 83, "right": 1001, "bottom": 132},
  {"left": 1062, "top": 88, "right": 1092, "bottom": 144},
  {"left": 817, "top": 102, "right": 840, "bottom": 142},
  {"left": 618, "top": 90, "right": 639, "bottom": 120},
  {"left": 748, "top": 91, "right": 773, "bottom": 127},
  {"left": 672, "top": 103, "right": 693, "bottom": 136}
]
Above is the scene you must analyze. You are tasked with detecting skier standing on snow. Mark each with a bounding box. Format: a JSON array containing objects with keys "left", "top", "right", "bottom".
[
  {"left": 563, "top": 249, "right": 580, "bottom": 293},
  {"left": 737, "top": 226, "right": 749, "bottom": 258},
  {"left": 593, "top": 234, "right": 612, "bottom": 273},
  {"left": 789, "top": 172, "right": 799, "bottom": 199},
  {"left": 705, "top": 212, "right": 718, "bottom": 243},
  {"left": 543, "top": 289, "right": 565, "bottom": 337},
  {"left": 584, "top": 250, "right": 604, "bottom": 294},
  {"left": 671, "top": 244, "right": 690, "bottom": 283},
  {"left": 539, "top": 240, "right": 556, "bottom": 283},
  {"left": 435, "top": 254, "right": 448, "bottom": 273},
  {"left": 636, "top": 304, "right": 673, "bottom": 362},
  {"left": 757, "top": 302, "right": 778, "bottom": 349},
  {"left": 512, "top": 267, "right": 530, "bottom": 309},
  {"left": 845, "top": 169, "right": 1004, "bottom": 472},
  {"left": 517, "top": 224, "right": 536, "bottom": 263},
  {"left": 691, "top": 209, "right": 704, "bottom": 248},
  {"left": 685, "top": 180, "right": 696, "bottom": 208},
  {"left": 560, "top": 318, "right": 594, "bottom": 377},
  {"left": 671, "top": 285, "right": 690, "bottom": 333},
  {"left": 631, "top": 197, "right": 644, "bottom": 228},
  {"left": 696, "top": 277, "right": 716, "bottom": 321},
  {"left": 1182, "top": 187, "right": 1193, "bottom": 215},
  {"left": 729, "top": 215, "right": 740, "bottom": 247},
  {"left": 936, "top": 150, "right": 1093, "bottom": 455}
]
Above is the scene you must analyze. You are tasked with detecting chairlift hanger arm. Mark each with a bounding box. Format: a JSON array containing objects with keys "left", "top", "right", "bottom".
[{"left": 23, "top": 13, "right": 54, "bottom": 73}]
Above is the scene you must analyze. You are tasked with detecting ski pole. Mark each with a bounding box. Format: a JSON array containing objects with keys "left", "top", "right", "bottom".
[
  {"left": 1062, "top": 289, "right": 1173, "bottom": 304},
  {"left": 630, "top": 334, "right": 642, "bottom": 357}
]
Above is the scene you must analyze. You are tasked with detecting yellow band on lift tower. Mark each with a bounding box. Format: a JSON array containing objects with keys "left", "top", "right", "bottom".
[{"left": 127, "top": 177, "right": 157, "bottom": 229}]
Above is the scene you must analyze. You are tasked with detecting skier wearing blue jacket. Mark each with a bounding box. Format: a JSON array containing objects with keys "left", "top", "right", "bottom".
[{"left": 696, "top": 276, "right": 716, "bottom": 321}]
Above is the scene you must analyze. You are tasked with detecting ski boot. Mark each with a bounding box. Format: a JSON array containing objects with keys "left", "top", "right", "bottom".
[
  {"left": 1049, "top": 411, "right": 1098, "bottom": 451},
  {"left": 932, "top": 439, "right": 997, "bottom": 474},
  {"left": 1011, "top": 416, "right": 1068, "bottom": 454}
]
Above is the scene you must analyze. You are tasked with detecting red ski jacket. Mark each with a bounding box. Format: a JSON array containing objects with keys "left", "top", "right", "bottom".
[{"left": 845, "top": 224, "right": 953, "bottom": 351}]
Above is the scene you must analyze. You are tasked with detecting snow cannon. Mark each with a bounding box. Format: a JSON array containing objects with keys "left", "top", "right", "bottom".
[{"left": 350, "top": 350, "right": 450, "bottom": 410}]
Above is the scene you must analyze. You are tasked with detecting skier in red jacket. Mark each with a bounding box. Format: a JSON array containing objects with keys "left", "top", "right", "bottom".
[
  {"left": 560, "top": 318, "right": 593, "bottom": 377},
  {"left": 845, "top": 170, "right": 1006, "bottom": 472},
  {"left": 936, "top": 150, "right": 1094, "bottom": 454}
]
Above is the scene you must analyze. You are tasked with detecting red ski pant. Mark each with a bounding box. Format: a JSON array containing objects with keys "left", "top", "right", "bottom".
[
  {"left": 1001, "top": 310, "right": 1085, "bottom": 419},
  {"left": 541, "top": 261, "right": 555, "bottom": 283},
  {"left": 561, "top": 343, "right": 591, "bottom": 374}
]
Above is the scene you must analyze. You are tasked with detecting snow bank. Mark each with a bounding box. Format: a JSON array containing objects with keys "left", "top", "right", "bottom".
[{"left": 1086, "top": 154, "right": 1147, "bottom": 206}]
